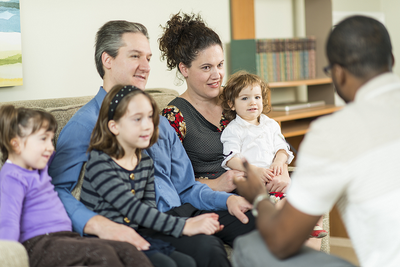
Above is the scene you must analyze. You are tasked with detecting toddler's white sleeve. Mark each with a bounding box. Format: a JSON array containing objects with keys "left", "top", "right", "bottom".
[
  {"left": 272, "top": 122, "right": 294, "bottom": 164},
  {"left": 220, "top": 124, "right": 242, "bottom": 170}
]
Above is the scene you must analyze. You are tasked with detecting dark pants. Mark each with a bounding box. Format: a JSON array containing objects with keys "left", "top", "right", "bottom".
[
  {"left": 23, "top": 231, "right": 152, "bottom": 267},
  {"left": 148, "top": 251, "right": 196, "bottom": 267},
  {"left": 140, "top": 204, "right": 256, "bottom": 267}
]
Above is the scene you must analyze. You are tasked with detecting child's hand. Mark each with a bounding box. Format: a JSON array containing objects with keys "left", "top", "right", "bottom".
[
  {"left": 183, "top": 213, "right": 223, "bottom": 236},
  {"left": 269, "top": 162, "right": 284, "bottom": 176},
  {"left": 255, "top": 166, "right": 275, "bottom": 183}
]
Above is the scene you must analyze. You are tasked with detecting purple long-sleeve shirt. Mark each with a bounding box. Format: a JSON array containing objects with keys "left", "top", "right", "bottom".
[{"left": 0, "top": 161, "right": 71, "bottom": 243}]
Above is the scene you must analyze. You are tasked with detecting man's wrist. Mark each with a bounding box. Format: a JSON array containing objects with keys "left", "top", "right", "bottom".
[
  {"left": 252, "top": 193, "right": 271, "bottom": 217},
  {"left": 226, "top": 194, "right": 235, "bottom": 206},
  {"left": 83, "top": 215, "right": 104, "bottom": 236}
]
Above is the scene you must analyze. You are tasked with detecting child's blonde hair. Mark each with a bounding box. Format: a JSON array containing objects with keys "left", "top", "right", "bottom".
[
  {"left": 0, "top": 105, "right": 57, "bottom": 163},
  {"left": 89, "top": 85, "right": 159, "bottom": 161},
  {"left": 220, "top": 71, "right": 270, "bottom": 121}
]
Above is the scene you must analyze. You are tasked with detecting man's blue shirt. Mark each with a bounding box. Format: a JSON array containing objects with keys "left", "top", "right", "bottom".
[
  {"left": 49, "top": 87, "right": 230, "bottom": 235},
  {"left": 49, "top": 87, "right": 106, "bottom": 235}
]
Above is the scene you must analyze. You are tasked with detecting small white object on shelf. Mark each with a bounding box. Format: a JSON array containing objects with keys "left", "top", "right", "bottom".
[{"left": 272, "top": 100, "right": 325, "bottom": 112}]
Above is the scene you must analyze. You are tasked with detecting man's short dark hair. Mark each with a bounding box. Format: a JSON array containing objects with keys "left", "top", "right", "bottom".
[{"left": 326, "top": 15, "right": 392, "bottom": 78}]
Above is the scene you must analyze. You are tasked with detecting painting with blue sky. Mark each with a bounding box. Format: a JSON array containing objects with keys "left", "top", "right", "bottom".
[{"left": 0, "top": 0, "right": 22, "bottom": 87}]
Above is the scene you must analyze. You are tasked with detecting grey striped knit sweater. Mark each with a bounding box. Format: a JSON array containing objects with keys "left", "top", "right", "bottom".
[{"left": 80, "top": 150, "right": 185, "bottom": 238}]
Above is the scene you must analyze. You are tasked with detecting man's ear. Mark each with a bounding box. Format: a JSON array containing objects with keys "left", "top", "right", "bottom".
[
  {"left": 332, "top": 64, "right": 346, "bottom": 89},
  {"left": 391, "top": 52, "right": 395, "bottom": 69},
  {"left": 102, "top": 52, "right": 113, "bottom": 70},
  {"left": 108, "top": 120, "right": 119, "bottom": 136},
  {"left": 10, "top": 137, "right": 21, "bottom": 154},
  {"left": 228, "top": 100, "right": 235, "bottom": 111},
  {"left": 179, "top": 62, "right": 189, "bottom": 78}
]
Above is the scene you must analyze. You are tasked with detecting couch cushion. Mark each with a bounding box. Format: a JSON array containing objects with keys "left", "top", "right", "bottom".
[
  {"left": 145, "top": 88, "right": 179, "bottom": 111},
  {"left": 0, "top": 96, "right": 94, "bottom": 110}
]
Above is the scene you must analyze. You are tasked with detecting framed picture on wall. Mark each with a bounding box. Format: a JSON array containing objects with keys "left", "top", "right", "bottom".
[{"left": 0, "top": 0, "right": 23, "bottom": 87}]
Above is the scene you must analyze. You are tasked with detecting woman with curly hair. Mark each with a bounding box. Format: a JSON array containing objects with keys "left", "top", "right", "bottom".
[{"left": 159, "top": 12, "right": 290, "bottom": 194}]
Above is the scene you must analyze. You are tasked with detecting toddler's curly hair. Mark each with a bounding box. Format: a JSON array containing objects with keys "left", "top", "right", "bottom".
[{"left": 220, "top": 71, "right": 270, "bottom": 121}]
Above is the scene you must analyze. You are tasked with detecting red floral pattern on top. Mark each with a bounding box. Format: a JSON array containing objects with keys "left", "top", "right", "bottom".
[
  {"left": 162, "top": 105, "right": 186, "bottom": 142},
  {"left": 162, "top": 105, "right": 230, "bottom": 143},
  {"left": 220, "top": 114, "right": 229, "bottom": 130}
]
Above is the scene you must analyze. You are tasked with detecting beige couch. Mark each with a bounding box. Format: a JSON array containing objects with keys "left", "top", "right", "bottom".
[{"left": 0, "top": 88, "right": 329, "bottom": 266}]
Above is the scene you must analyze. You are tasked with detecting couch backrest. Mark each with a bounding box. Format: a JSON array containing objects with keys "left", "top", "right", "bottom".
[{"left": 0, "top": 88, "right": 179, "bottom": 170}]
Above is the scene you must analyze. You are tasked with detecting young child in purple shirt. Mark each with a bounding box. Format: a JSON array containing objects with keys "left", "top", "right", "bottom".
[{"left": 0, "top": 105, "right": 152, "bottom": 267}]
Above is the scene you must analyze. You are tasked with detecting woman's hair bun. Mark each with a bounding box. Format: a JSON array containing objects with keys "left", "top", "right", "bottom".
[{"left": 159, "top": 12, "right": 222, "bottom": 71}]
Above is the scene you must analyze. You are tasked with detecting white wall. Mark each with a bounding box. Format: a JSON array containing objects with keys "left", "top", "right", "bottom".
[
  {"left": 332, "top": 0, "right": 400, "bottom": 78},
  {"left": 2, "top": 0, "right": 400, "bottom": 103},
  {"left": 254, "top": 0, "right": 294, "bottom": 39},
  {"left": 0, "top": 0, "right": 230, "bottom": 102},
  {"left": 378, "top": 0, "right": 400, "bottom": 78}
]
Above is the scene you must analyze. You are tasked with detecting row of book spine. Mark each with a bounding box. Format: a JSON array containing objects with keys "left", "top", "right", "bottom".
[{"left": 256, "top": 37, "right": 316, "bottom": 82}]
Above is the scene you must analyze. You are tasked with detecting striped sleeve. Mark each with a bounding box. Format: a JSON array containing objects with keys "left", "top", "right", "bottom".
[
  {"left": 83, "top": 151, "right": 186, "bottom": 237},
  {"left": 141, "top": 163, "right": 157, "bottom": 209}
]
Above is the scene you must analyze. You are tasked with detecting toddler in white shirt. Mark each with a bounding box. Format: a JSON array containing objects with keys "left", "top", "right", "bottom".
[
  {"left": 220, "top": 71, "right": 326, "bottom": 238},
  {"left": 220, "top": 71, "right": 293, "bottom": 189}
]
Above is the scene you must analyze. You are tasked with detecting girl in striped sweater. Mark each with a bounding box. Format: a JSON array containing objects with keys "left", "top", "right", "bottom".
[{"left": 80, "top": 85, "right": 222, "bottom": 267}]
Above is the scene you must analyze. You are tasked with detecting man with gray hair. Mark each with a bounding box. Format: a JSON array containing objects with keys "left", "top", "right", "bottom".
[
  {"left": 50, "top": 20, "right": 152, "bottom": 250},
  {"left": 232, "top": 15, "right": 400, "bottom": 267}
]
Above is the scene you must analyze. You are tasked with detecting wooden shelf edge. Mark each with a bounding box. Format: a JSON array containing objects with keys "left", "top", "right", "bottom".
[
  {"left": 269, "top": 77, "right": 332, "bottom": 88},
  {"left": 268, "top": 105, "right": 342, "bottom": 122},
  {"left": 281, "top": 120, "right": 311, "bottom": 137},
  {"left": 283, "top": 129, "right": 309, "bottom": 138}
]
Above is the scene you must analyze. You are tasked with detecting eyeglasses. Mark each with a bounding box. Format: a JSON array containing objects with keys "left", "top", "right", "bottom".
[{"left": 323, "top": 64, "right": 332, "bottom": 77}]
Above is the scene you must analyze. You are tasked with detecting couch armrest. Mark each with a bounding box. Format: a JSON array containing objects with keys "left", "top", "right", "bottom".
[{"left": 0, "top": 240, "right": 29, "bottom": 267}]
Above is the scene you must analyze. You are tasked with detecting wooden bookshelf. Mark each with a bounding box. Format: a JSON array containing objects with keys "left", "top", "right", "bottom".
[
  {"left": 267, "top": 77, "right": 333, "bottom": 112},
  {"left": 268, "top": 105, "right": 342, "bottom": 138},
  {"left": 230, "top": 0, "right": 337, "bottom": 138},
  {"left": 267, "top": 76, "right": 339, "bottom": 139},
  {"left": 269, "top": 104, "right": 340, "bottom": 122},
  {"left": 269, "top": 77, "right": 332, "bottom": 88},
  {"left": 230, "top": 0, "right": 255, "bottom": 40}
]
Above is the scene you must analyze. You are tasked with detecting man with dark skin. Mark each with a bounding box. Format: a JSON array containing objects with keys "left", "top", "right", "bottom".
[{"left": 232, "top": 15, "right": 400, "bottom": 267}]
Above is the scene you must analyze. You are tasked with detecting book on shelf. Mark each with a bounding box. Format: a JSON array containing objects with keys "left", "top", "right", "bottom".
[
  {"left": 255, "top": 37, "right": 316, "bottom": 83},
  {"left": 272, "top": 100, "right": 325, "bottom": 112}
]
